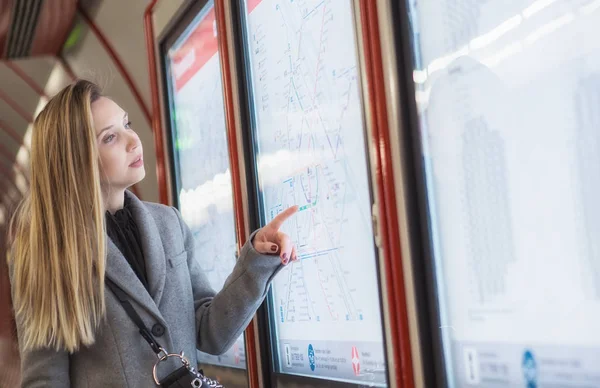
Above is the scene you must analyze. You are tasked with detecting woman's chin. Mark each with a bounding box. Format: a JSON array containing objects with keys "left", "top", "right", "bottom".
[{"left": 129, "top": 169, "right": 146, "bottom": 187}]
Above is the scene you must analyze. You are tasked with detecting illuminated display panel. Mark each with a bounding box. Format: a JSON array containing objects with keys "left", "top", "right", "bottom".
[
  {"left": 242, "top": 0, "right": 387, "bottom": 385},
  {"left": 164, "top": 0, "right": 246, "bottom": 370},
  {"left": 406, "top": 0, "right": 600, "bottom": 386}
]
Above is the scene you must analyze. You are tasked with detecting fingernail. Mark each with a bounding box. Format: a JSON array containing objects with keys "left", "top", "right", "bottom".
[
  {"left": 270, "top": 244, "right": 278, "bottom": 252},
  {"left": 282, "top": 258, "right": 289, "bottom": 265},
  {"left": 281, "top": 253, "right": 288, "bottom": 264},
  {"left": 292, "top": 255, "right": 297, "bottom": 261}
]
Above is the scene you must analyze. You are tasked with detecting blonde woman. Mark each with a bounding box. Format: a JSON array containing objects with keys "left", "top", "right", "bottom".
[{"left": 8, "top": 80, "right": 298, "bottom": 387}]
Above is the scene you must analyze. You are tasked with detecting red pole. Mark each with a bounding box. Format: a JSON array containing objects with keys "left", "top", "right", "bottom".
[
  {"left": 0, "top": 184, "right": 19, "bottom": 213},
  {"left": 57, "top": 55, "right": 77, "bottom": 81},
  {"left": 144, "top": 0, "right": 168, "bottom": 205},
  {"left": 0, "top": 87, "right": 34, "bottom": 123},
  {"left": 0, "top": 118, "right": 26, "bottom": 146},
  {"left": 3, "top": 61, "right": 49, "bottom": 98},
  {"left": 214, "top": 1, "right": 260, "bottom": 387},
  {"left": 0, "top": 164, "right": 24, "bottom": 199},
  {"left": 0, "top": 143, "right": 29, "bottom": 183},
  {"left": 2, "top": 59, "right": 43, "bottom": 180},
  {"left": 359, "top": 1, "right": 415, "bottom": 386}
]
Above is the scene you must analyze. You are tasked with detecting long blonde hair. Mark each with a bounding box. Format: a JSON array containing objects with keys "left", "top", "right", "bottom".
[{"left": 8, "top": 80, "right": 107, "bottom": 353}]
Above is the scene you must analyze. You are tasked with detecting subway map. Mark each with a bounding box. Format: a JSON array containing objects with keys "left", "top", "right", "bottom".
[{"left": 245, "top": 0, "right": 386, "bottom": 384}]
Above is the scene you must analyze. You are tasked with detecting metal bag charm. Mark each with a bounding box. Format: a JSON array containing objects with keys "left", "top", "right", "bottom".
[{"left": 152, "top": 349, "right": 223, "bottom": 388}]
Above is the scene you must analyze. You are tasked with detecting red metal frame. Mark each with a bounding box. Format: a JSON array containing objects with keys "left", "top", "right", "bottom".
[
  {"left": 0, "top": 82, "right": 33, "bottom": 196},
  {"left": 0, "top": 92, "right": 31, "bottom": 187},
  {"left": 0, "top": 164, "right": 23, "bottom": 199},
  {"left": 0, "top": 118, "right": 25, "bottom": 146},
  {"left": 214, "top": 2, "right": 260, "bottom": 387},
  {"left": 4, "top": 61, "right": 49, "bottom": 98},
  {"left": 143, "top": 0, "right": 168, "bottom": 206},
  {"left": 0, "top": 143, "right": 28, "bottom": 183},
  {"left": 0, "top": 184, "right": 19, "bottom": 211},
  {"left": 78, "top": 4, "right": 152, "bottom": 127},
  {"left": 0, "top": 0, "right": 13, "bottom": 57},
  {"left": 58, "top": 55, "right": 77, "bottom": 81},
  {"left": 0, "top": 117, "right": 30, "bottom": 210},
  {"left": 358, "top": 1, "right": 415, "bottom": 387},
  {"left": 0, "top": 61, "right": 52, "bottom": 185},
  {"left": 0, "top": 87, "right": 34, "bottom": 123}
]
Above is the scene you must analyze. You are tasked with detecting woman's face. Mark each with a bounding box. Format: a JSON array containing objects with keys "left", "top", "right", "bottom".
[{"left": 92, "top": 97, "right": 145, "bottom": 191}]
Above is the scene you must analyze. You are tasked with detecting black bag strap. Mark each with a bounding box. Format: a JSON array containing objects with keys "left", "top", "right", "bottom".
[{"left": 105, "top": 277, "right": 164, "bottom": 356}]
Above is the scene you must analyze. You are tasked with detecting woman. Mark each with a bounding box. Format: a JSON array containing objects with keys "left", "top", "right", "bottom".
[{"left": 8, "top": 80, "right": 298, "bottom": 387}]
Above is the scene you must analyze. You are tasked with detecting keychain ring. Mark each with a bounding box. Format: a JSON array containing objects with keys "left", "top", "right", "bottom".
[
  {"left": 152, "top": 351, "right": 190, "bottom": 385},
  {"left": 157, "top": 347, "right": 168, "bottom": 361}
]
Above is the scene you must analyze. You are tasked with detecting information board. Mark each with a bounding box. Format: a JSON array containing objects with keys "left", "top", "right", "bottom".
[
  {"left": 164, "top": 1, "right": 246, "bottom": 370},
  {"left": 243, "top": 0, "right": 386, "bottom": 385},
  {"left": 407, "top": 0, "right": 600, "bottom": 386}
]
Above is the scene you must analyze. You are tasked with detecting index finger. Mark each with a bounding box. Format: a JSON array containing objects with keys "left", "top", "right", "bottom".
[{"left": 269, "top": 205, "right": 299, "bottom": 230}]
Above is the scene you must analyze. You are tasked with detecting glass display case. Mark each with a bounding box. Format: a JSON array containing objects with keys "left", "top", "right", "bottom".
[
  {"left": 161, "top": 0, "right": 248, "bottom": 380},
  {"left": 239, "top": 0, "right": 389, "bottom": 385},
  {"left": 402, "top": 0, "right": 600, "bottom": 386}
]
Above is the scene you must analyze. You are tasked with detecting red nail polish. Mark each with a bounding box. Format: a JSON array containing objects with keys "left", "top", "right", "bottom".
[
  {"left": 282, "top": 253, "right": 288, "bottom": 260},
  {"left": 282, "top": 258, "right": 289, "bottom": 265}
]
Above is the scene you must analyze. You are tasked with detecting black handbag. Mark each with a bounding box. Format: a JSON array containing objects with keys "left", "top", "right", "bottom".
[{"left": 105, "top": 278, "right": 223, "bottom": 387}]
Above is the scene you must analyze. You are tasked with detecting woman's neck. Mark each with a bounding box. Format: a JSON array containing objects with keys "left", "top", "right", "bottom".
[{"left": 104, "top": 189, "right": 126, "bottom": 214}]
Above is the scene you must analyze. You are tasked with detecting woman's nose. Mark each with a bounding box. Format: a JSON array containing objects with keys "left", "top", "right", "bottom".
[{"left": 126, "top": 133, "right": 140, "bottom": 152}]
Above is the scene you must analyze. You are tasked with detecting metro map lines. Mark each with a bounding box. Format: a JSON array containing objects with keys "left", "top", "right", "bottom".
[
  {"left": 247, "top": 0, "right": 384, "bottom": 340},
  {"left": 271, "top": 164, "right": 362, "bottom": 324}
]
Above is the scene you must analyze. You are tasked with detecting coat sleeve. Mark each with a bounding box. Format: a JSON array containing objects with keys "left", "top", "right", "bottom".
[
  {"left": 8, "top": 264, "right": 71, "bottom": 387},
  {"left": 15, "top": 345, "right": 70, "bottom": 387},
  {"left": 172, "top": 207, "right": 283, "bottom": 355}
]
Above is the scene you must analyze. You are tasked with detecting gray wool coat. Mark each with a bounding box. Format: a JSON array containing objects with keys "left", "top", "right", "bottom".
[{"left": 12, "top": 191, "right": 283, "bottom": 387}]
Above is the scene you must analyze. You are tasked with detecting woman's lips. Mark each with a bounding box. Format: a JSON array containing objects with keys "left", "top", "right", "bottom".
[{"left": 129, "top": 157, "right": 143, "bottom": 168}]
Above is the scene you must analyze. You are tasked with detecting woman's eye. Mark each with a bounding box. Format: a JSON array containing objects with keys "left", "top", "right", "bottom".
[
  {"left": 103, "top": 134, "right": 115, "bottom": 144},
  {"left": 125, "top": 121, "right": 132, "bottom": 129}
]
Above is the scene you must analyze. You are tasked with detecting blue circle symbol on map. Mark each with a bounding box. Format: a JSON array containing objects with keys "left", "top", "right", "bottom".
[
  {"left": 308, "top": 344, "right": 316, "bottom": 371},
  {"left": 522, "top": 349, "right": 537, "bottom": 388}
]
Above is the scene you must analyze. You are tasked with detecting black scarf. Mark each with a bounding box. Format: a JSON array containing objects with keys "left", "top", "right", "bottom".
[{"left": 105, "top": 195, "right": 149, "bottom": 291}]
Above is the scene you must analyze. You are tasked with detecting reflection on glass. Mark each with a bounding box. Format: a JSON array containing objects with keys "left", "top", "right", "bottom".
[
  {"left": 243, "top": 0, "right": 387, "bottom": 386},
  {"left": 164, "top": 0, "right": 246, "bottom": 371},
  {"left": 406, "top": 0, "right": 600, "bottom": 386}
]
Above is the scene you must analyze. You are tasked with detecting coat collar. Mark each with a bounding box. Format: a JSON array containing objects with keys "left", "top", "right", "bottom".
[{"left": 104, "top": 190, "right": 167, "bottom": 324}]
